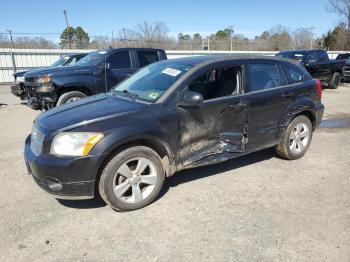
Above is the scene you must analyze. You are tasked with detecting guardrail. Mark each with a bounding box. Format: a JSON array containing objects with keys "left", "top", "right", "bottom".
[{"left": 0, "top": 48, "right": 344, "bottom": 84}]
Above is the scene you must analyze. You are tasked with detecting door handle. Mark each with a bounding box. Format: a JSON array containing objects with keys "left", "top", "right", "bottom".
[
  {"left": 126, "top": 73, "right": 133, "bottom": 77},
  {"left": 228, "top": 102, "right": 247, "bottom": 110},
  {"left": 281, "top": 92, "right": 295, "bottom": 98}
]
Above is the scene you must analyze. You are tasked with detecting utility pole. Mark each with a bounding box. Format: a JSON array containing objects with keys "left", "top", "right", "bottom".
[
  {"left": 6, "top": 29, "right": 15, "bottom": 49},
  {"left": 112, "top": 31, "right": 115, "bottom": 47},
  {"left": 63, "top": 10, "right": 72, "bottom": 49},
  {"left": 228, "top": 25, "right": 234, "bottom": 52}
]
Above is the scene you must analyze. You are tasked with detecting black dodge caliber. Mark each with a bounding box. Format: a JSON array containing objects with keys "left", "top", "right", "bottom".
[{"left": 24, "top": 56, "right": 324, "bottom": 211}]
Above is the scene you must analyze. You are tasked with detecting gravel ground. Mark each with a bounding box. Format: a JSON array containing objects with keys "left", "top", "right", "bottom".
[{"left": 0, "top": 84, "right": 349, "bottom": 262}]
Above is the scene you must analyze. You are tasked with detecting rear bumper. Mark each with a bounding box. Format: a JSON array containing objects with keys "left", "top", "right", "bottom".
[
  {"left": 315, "top": 103, "right": 324, "bottom": 129},
  {"left": 24, "top": 135, "right": 102, "bottom": 200}
]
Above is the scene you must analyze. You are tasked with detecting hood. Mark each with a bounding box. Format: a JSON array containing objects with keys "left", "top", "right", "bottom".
[
  {"left": 36, "top": 93, "right": 148, "bottom": 131},
  {"left": 24, "top": 65, "right": 91, "bottom": 78},
  {"left": 13, "top": 70, "right": 28, "bottom": 78}
]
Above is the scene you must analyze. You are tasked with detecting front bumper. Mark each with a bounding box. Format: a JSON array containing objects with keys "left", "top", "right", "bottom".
[
  {"left": 24, "top": 135, "right": 102, "bottom": 199},
  {"left": 11, "top": 82, "right": 27, "bottom": 99}
]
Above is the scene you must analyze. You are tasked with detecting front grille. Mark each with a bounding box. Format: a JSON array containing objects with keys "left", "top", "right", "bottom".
[
  {"left": 30, "top": 125, "right": 45, "bottom": 156},
  {"left": 25, "top": 77, "right": 35, "bottom": 83}
]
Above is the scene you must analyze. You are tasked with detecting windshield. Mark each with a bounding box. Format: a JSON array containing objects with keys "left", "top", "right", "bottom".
[
  {"left": 276, "top": 52, "right": 305, "bottom": 61},
  {"left": 74, "top": 50, "right": 107, "bottom": 66},
  {"left": 336, "top": 54, "right": 350, "bottom": 60},
  {"left": 50, "top": 56, "right": 69, "bottom": 67},
  {"left": 114, "top": 61, "right": 193, "bottom": 102}
]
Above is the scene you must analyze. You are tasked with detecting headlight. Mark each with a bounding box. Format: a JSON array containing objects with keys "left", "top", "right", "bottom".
[
  {"left": 36, "top": 75, "right": 52, "bottom": 84},
  {"left": 50, "top": 132, "right": 104, "bottom": 156},
  {"left": 17, "top": 76, "right": 25, "bottom": 82}
]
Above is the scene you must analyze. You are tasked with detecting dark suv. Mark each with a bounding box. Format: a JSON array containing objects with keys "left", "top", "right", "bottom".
[
  {"left": 24, "top": 56, "right": 324, "bottom": 211},
  {"left": 23, "top": 48, "right": 167, "bottom": 110}
]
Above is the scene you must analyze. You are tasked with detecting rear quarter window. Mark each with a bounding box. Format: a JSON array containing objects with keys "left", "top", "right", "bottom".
[
  {"left": 137, "top": 51, "right": 160, "bottom": 67},
  {"left": 283, "top": 62, "right": 310, "bottom": 84}
]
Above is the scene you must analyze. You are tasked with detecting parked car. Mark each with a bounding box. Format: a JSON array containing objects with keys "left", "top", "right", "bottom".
[
  {"left": 336, "top": 53, "right": 350, "bottom": 81},
  {"left": 336, "top": 53, "right": 350, "bottom": 60},
  {"left": 11, "top": 53, "right": 87, "bottom": 100},
  {"left": 24, "top": 56, "right": 324, "bottom": 211},
  {"left": 23, "top": 48, "right": 167, "bottom": 110},
  {"left": 276, "top": 49, "right": 344, "bottom": 89}
]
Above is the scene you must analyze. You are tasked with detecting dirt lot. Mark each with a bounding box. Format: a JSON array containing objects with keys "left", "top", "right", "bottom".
[{"left": 0, "top": 85, "right": 349, "bottom": 262}]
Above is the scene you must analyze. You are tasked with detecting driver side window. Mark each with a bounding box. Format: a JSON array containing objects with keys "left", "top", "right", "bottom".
[{"left": 188, "top": 66, "right": 242, "bottom": 100}]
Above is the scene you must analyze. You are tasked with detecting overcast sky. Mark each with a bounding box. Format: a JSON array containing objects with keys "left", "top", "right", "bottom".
[{"left": 0, "top": 0, "right": 344, "bottom": 40}]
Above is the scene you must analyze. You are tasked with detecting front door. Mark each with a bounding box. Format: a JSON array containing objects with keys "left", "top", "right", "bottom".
[{"left": 177, "top": 66, "right": 247, "bottom": 167}]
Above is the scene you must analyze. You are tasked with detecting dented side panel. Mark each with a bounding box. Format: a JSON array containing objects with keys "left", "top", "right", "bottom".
[{"left": 178, "top": 95, "right": 247, "bottom": 167}]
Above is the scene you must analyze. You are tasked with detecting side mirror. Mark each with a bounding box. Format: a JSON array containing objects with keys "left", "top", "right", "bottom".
[{"left": 178, "top": 91, "right": 203, "bottom": 108}]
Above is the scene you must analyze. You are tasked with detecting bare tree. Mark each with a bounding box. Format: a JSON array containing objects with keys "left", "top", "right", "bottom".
[
  {"left": 269, "top": 25, "right": 293, "bottom": 50},
  {"left": 136, "top": 21, "right": 169, "bottom": 48},
  {"left": 327, "top": 0, "right": 350, "bottom": 46},
  {"left": 293, "top": 27, "right": 315, "bottom": 49}
]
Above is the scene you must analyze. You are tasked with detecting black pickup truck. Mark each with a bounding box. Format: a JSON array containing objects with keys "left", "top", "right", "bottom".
[
  {"left": 276, "top": 49, "right": 344, "bottom": 89},
  {"left": 23, "top": 48, "right": 167, "bottom": 110},
  {"left": 11, "top": 53, "right": 87, "bottom": 100}
]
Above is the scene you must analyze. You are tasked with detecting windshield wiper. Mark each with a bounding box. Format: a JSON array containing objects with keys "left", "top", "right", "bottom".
[{"left": 114, "top": 89, "right": 139, "bottom": 101}]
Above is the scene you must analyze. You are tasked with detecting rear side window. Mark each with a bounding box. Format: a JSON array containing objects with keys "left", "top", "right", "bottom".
[
  {"left": 137, "top": 51, "right": 159, "bottom": 67},
  {"left": 107, "top": 51, "right": 131, "bottom": 69},
  {"left": 283, "top": 63, "right": 308, "bottom": 84},
  {"left": 248, "top": 63, "right": 283, "bottom": 92}
]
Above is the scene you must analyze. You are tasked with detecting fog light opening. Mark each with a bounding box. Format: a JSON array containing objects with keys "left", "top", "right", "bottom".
[{"left": 46, "top": 178, "right": 62, "bottom": 191}]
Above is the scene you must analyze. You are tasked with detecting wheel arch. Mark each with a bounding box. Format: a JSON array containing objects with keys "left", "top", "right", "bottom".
[
  {"left": 93, "top": 137, "right": 176, "bottom": 198},
  {"left": 56, "top": 85, "right": 92, "bottom": 98}
]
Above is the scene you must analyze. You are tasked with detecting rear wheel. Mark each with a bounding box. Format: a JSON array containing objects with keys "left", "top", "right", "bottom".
[
  {"left": 99, "top": 146, "right": 165, "bottom": 211},
  {"left": 276, "top": 115, "right": 313, "bottom": 160},
  {"left": 56, "top": 91, "right": 87, "bottom": 106},
  {"left": 330, "top": 72, "right": 341, "bottom": 89}
]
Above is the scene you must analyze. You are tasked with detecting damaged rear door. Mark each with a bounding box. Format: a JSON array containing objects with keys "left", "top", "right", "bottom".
[{"left": 177, "top": 65, "right": 248, "bottom": 167}]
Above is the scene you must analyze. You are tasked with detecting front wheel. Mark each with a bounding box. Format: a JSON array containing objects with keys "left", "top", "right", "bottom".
[
  {"left": 99, "top": 146, "right": 165, "bottom": 211},
  {"left": 56, "top": 91, "right": 87, "bottom": 106},
  {"left": 276, "top": 115, "right": 313, "bottom": 160}
]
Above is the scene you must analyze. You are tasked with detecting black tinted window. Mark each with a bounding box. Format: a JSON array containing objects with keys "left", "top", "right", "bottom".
[
  {"left": 306, "top": 51, "right": 318, "bottom": 63},
  {"left": 284, "top": 63, "right": 307, "bottom": 84},
  {"left": 248, "top": 63, "right": 282, "bottom": 92},
  {"left": 108, "top": 51, "right": 131, "bottom": 69},
  {"left": 137, "top": 51, "right": 159, "bottom": 67},
  {"left": 317, "top": 51, "right": 327, "bottom": 62}
]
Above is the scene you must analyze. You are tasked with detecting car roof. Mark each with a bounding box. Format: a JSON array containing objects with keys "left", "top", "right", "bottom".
[
  {"left": 158, "top": 55, "right": 299, "bottom": 67},
  {"left": 278, "top": 49, "right": 326, "bottom": 54},
  {"left": 100, "top": 47, "right": 165, "bottom": 52}
]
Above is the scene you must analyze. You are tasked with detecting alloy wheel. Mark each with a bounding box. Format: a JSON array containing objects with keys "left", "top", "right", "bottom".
[
  {"left": 289, "top": 123, "right": 310, "bottom": 154},
  {"left": 112, "top": 157, "right": 158, "bottom": 203}
]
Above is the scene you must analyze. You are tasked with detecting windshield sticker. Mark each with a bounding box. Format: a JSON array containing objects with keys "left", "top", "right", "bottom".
[
  {"left": 162, "top": 68, "right": 182, "bottom": 77},
  {"left": 148, "top": 92, "right": 160, "bottom": 100},
  {"left": 98, "top": 51, "right": 107, "bottom": 54}
]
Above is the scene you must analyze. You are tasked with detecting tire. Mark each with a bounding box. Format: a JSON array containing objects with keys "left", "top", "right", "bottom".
[
  {"left": 276, "top": 115, "right": 313, "bottom": 160},
  {"left": 99, "top": 146, "right": 165, "bottom": 211},
  {"left": 56, "top": 91, "right": 87, "bottom": 106},
  {"left": 330, "top": 72, "right": 341, "bottom": 89}
]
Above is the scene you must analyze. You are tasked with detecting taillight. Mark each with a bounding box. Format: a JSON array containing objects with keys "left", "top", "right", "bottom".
[{"left": 315, "top": 79, "right": 322, "bottom": 100}]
